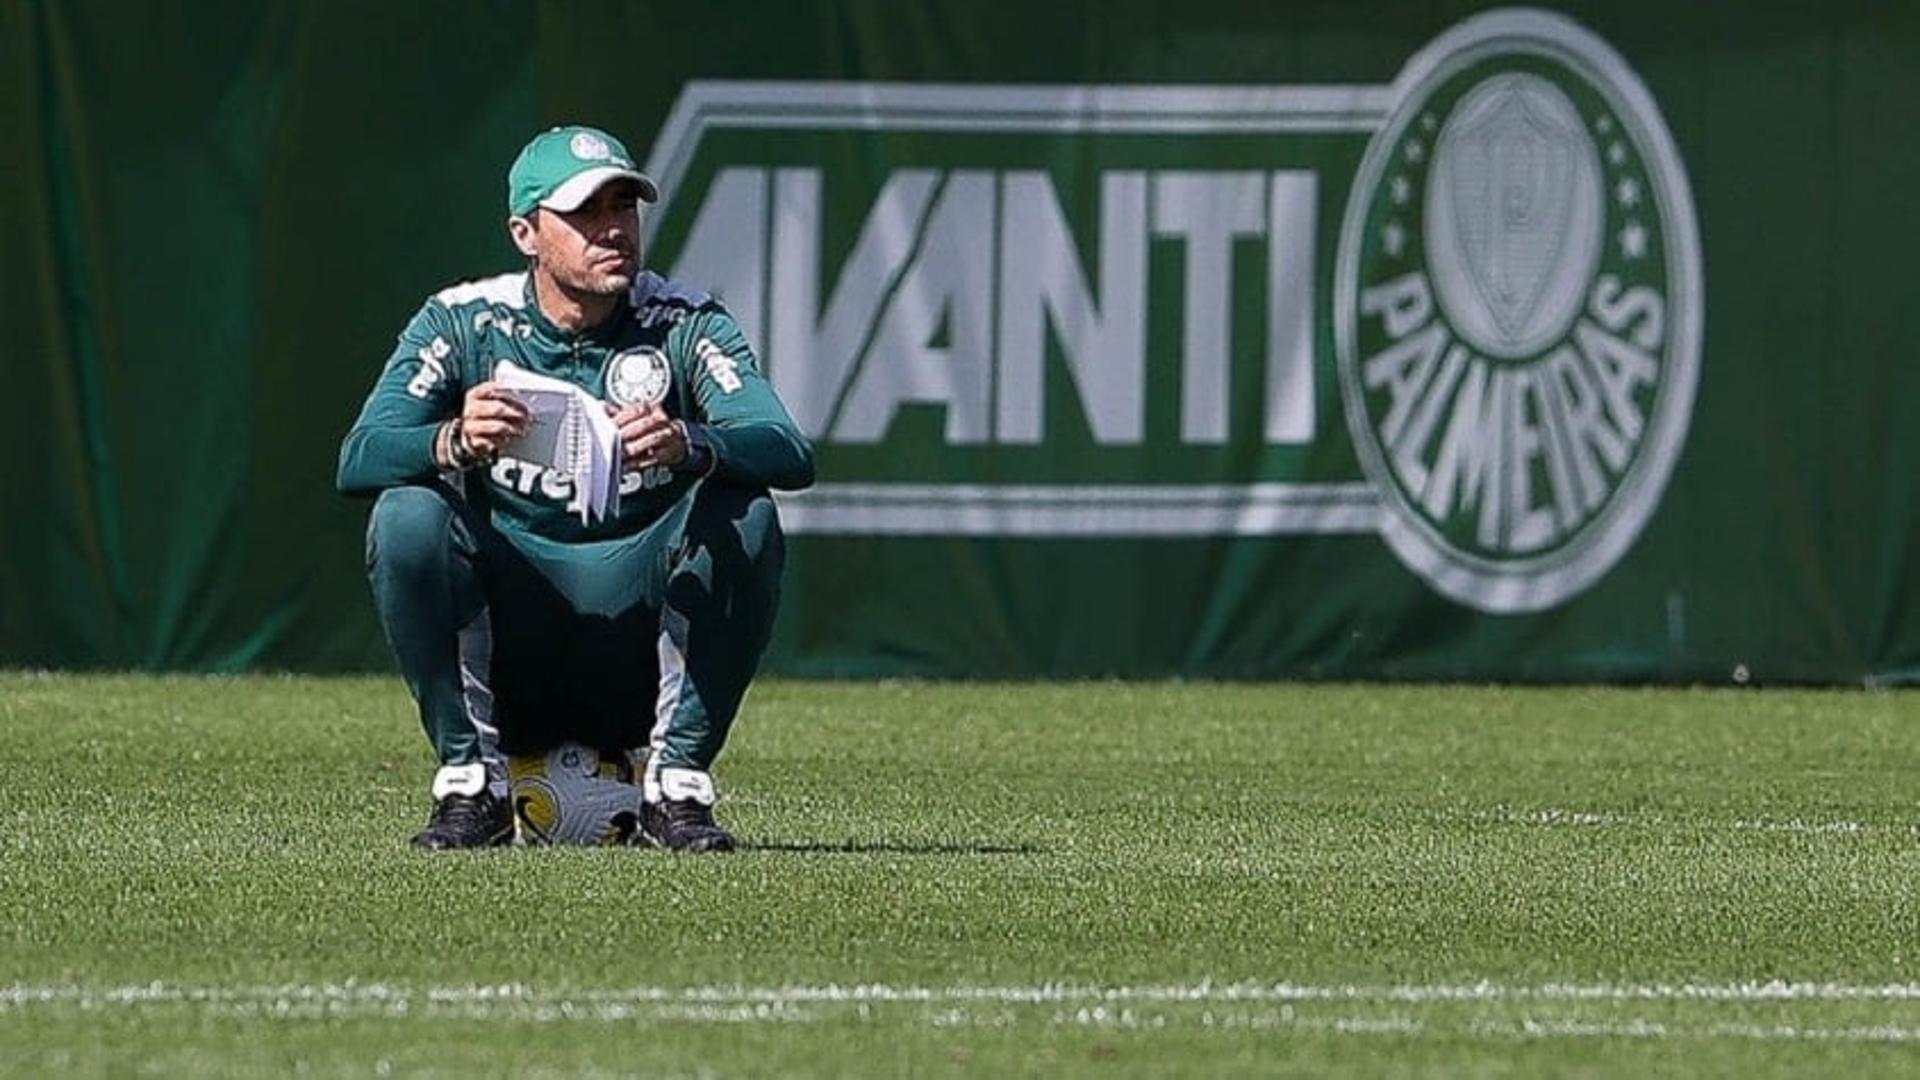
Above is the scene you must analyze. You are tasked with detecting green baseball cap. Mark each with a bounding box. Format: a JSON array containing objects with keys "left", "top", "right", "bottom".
[{"left": 507, "top": 125, "right": 659, "bottom": 217}]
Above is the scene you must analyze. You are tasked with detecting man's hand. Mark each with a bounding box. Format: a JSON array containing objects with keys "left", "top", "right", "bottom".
[
  {"left": 458, "top": 382, "right": 530, "bottom": 460},
  {"left": 612, "top": 403, "right": 688, "bottom": 469}
]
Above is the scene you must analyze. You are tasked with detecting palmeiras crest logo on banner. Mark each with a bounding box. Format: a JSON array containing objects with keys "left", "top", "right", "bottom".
[
  {"left": 1335, "top": 10, "right": 1702, "bottom": 612},
  {"left": 636, "top": 6, "right": 1701, "bottom": 614}
]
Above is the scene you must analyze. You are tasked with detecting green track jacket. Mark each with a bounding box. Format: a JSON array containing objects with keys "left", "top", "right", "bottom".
[{"left": 338, "top": 270, "right": 814, "bottom": 544}]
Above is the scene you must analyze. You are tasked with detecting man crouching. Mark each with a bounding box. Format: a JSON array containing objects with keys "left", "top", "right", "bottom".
[{"left": 336, "top": 125, "right": 814, "bottom": 851}]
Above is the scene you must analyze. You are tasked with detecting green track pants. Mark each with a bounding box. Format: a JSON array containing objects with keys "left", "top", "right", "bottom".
[{"left": 362, "top": 478, "right": 785, "bottom": 771}]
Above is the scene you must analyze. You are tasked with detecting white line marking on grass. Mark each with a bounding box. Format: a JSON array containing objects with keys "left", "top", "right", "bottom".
[
  {"left": 1706, "top": 1024, "right": 1920, "bottom": 1044},
  {"left": 12, "top": 981, "right": 1920, "bottom": 1044},
  {"left": 1732, "top": 818, "right": 1867, "bottom": 835},
  {"left": 1473, "top": 806, "right": 1901, "bottom": 836},
  {"left": 14, "top": 979, "right": 1920, "bottom": 1010},
  {"left": 1473, "top": 1019, "right": 1920, "bottom": 1044},
  {"left": 1522, "top": 808, "right": 1621, "bottom": 827}
]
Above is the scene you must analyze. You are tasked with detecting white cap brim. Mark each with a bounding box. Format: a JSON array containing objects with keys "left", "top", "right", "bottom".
[{"left": 540, "top": 165, "right": 660, "bottom": 212}]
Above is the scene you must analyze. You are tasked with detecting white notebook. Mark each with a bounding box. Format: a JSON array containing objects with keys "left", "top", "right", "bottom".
[{"left": 492, "top": 360, "right": 622, "bottom": 524}]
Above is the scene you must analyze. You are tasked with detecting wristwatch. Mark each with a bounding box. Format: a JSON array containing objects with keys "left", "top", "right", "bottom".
[
  {"left": 442, "top": 418, "right": 486, "bottom": 470},
  {"left": 675, "top": 421, "right": 717, "bottom": 476}
]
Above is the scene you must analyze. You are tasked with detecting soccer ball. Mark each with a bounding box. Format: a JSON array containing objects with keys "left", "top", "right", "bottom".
[{"left": 507, "top": 743, "right": 644, "bottom": 846}]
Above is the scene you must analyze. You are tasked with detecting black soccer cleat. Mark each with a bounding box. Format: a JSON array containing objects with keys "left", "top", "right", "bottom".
[
  {"left": 411, "top": 789, "right": 514, "bottom": 850},
  {"left": 638, "top": 797, "right": 737, "bottom": 853}
]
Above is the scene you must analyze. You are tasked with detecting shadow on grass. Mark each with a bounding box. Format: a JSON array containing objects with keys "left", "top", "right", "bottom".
[{"left": 740, "top": 839, "right": 1045, "bottom": 856}]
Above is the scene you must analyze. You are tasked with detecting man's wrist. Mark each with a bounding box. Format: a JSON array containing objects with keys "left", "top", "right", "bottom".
[
  {"left": 440, "top": 418, "right": 483, "bottom": 470},
  {"left": 674, "top": 421, "right": 717, "bottom": 476},
  {"left": 433, "top": 419, "right": 455, "bottom": 468}
]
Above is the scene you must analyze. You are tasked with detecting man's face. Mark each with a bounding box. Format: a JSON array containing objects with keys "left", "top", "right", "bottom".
[{"left": 513, "top": 180, "right": 644, "bottom": 296}]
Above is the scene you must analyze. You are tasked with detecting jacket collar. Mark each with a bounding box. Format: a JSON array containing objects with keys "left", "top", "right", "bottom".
[{"left": 521, "top": 273, "right": 635, "bottom": 345}]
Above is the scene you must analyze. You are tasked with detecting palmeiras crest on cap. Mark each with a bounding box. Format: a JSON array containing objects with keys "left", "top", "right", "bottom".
[
  {"left": 570, "top": 131, "right": 613, "bottom": 161},
  {"left": 605, "top": 347, "right": 672, "bottom": 407}
]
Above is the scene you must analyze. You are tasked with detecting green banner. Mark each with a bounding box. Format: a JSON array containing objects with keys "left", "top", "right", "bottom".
[{"left": 6, "top": 2, "right": 1919, "bottom": 683}]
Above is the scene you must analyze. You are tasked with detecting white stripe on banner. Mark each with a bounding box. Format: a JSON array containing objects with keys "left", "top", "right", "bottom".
[
  {"left": 645, "top": 82, "right": 1395, "bottom": 212},
  {"left": 773, "top": 482, "right": 1383, "bottom": 537}
]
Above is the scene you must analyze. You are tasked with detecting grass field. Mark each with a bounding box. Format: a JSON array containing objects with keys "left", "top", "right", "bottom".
[{"left": 4, "top": 673, "right": 1920, "bottom": 1076}]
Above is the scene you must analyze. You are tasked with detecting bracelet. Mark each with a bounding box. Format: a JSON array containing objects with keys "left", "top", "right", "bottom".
[{"left": 443, "top": 418, "right": 483, "bottom": 471}]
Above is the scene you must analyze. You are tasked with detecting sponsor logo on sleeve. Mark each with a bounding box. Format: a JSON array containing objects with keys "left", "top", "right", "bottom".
[
  {"left": 405, "top": 336, "right": 453, "bottom": 399},
  {"left": 694, "top": 337, "right": 744, "bottom": 394}
]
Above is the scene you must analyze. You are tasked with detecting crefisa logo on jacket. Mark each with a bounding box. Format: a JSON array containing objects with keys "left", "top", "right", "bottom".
[{"left": 639, "top": 7, "right": 1701, "bottom": 613}]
